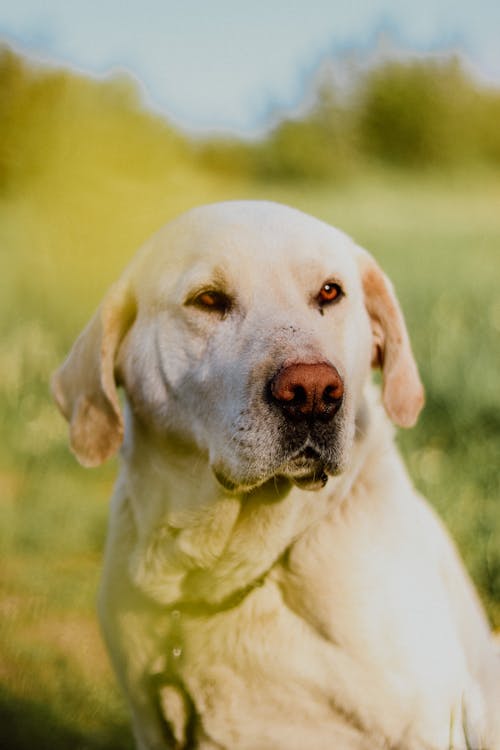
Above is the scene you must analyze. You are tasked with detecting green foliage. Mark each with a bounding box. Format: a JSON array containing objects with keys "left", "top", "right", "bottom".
[
  {"left": 2, "top": 46, "right": 500, "bottom": 188},
  {"left": 252, "top": 83, "right": 358, "bottom": 181},
  {"left": 475, "top": 88, "right": 500, "bottom": 164},
  {"left": 198, "top": 54, "right": 500, "bottom": 179},
  {"left": 0, "top": 47, "right": 190, "bottom": 194},
  {"left": 357, "top": 57, "right": 482, "bottom": 167},
  {"left": 198, "top": 85, "right": 356, "bottom": 182}
]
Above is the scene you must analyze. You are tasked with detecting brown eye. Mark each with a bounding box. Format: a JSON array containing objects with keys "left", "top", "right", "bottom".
[
  {"left": 191, "top": 290, "right": 231, "bottom": 314},
  {"left": 317, "top": 282, "right": 343, "bottom": 306}
]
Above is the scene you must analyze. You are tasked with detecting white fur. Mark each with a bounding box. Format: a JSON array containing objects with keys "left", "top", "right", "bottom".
[{"left": 53, "top": 201, "right": 500, "bottom": 749}]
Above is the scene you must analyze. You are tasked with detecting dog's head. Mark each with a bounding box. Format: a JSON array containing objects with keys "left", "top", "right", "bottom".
[{"left": 52, "top": 201, "right": 424, "bottom": 492}]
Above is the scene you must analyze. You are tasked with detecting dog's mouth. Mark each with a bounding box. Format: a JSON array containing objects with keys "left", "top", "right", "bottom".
[
  {"left": 213, "top": 445, "right": 336, "bottom": 495},
  {"left": 280, "top": 446, "right": 329, "bottom": 491}
]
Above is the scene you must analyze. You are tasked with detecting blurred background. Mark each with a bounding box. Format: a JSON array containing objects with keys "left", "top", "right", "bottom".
[{"left": 1, "top": 2, "right": 499, "bottom": 748}]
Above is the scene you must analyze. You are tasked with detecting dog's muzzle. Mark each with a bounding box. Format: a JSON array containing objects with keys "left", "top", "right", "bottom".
[{"left": 212, "top": 362, "right": 346, "bottom": 494}]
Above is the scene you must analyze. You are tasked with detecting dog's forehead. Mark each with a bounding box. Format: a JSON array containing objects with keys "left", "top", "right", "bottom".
[{"left": 133, "top": 201, "right": 358, "bottom": 299}]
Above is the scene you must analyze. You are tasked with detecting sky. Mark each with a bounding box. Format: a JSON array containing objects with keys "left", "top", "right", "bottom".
[{"left": 1, "top": 1, "right": 500, "bottom": 135}]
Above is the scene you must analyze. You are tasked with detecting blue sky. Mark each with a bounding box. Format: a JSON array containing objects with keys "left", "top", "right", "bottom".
[{"left": 1, "top": 1, "right": 500, "bottom": 135}]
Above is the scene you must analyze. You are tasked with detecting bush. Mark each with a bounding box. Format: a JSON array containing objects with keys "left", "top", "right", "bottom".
[
  {"left": 252, "top": 83, "right": 357, "bottom": 181},
  {"left": 2, "top": 46, "right": 500, "bottom": 189},
  {"left": 0, "top": 47, "right": 191, "bottom": 196},
  {"left": 357, "top": 57, "right": 489, "bottom": 168},
  {"left": 204, "top": 56, "right": 500, "bottom": 179}
]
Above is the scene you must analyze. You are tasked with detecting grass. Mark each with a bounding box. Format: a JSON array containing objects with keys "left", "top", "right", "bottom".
[{"left": 1, "top": 163, "right": 499, "bottom": 749}]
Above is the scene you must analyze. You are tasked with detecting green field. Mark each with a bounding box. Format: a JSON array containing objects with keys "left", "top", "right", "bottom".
[
  {"left": 1, "top": 55, "right": 500, "bottom": 747},
  {"left": 1, "top": 165, "right": 499, "bottom": 749}
]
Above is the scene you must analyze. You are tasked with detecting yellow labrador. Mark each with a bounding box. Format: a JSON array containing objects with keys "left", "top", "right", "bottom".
[{"left": 52, "top": 202, "right": 500, "bottom": 750}]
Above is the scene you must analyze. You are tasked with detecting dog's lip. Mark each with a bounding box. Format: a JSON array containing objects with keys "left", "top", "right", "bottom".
[
  {"left": 212, "top": 446, "right": 331, "bottom": 494},
  {"left": 212, "top": 466, "right": 294, "bottom": 499},
  {"left": 287, "top": 445, "right": 322, "bottom": 465},
  {"left": 212, "top": 465, "right": 270, "bottom": 494},
  {"left": 281, "top": 448, "right": 329, "bottom": 490},
  {"left": 290, "top": 471, "right": 328, "bottom": 490},
  {"left": 212, "top": 467, "right": 245, "bottom": 493},
  {"left": 282, "top": 446, "right": 325, "bottom": 474}
]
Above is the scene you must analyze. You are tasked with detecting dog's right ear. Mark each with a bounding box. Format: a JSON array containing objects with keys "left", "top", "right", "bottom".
[{"left": 51, "top": 279, "right": 136, "bottom": 468}]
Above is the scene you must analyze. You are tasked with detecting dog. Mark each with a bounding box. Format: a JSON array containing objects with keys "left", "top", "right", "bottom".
[{"left": 52, "top": 201, "right": 500, "bottom": 750}]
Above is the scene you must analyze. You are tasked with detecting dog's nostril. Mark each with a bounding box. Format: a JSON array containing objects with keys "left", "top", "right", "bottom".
[
  {"left": 323, "top": 384, "right": 344, "bottom": 403},
  {"left": 284, "top": 384, "right": 307, "bottom": 405}
]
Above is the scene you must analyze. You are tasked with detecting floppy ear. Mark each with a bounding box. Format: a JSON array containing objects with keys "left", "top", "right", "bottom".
[
  {"left": 51, "top": 278, "right": 136, "bottom": 467},
  {"left": 356, "top": 247, "right": 424, "bottom": 428}
]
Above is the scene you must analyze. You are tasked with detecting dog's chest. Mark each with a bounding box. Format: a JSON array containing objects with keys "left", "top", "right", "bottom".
[{"left": 153, "top": 575, "right": 371, "bottom": 750}]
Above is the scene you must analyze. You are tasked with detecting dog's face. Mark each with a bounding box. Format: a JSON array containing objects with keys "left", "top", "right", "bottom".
[
  {"left": 119, "top": 202, "right": 373, "bottom": 492},
  {"left": 52, "top": 201, "right": 424, "bottom": 492}
]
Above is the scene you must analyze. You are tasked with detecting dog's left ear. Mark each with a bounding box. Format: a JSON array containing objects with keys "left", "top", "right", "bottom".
[
  {"left": 51, "top": 278, "right": 136, "bottom": 467},
  {"left": 356, "top": 246, "right": 424, "bottom": 427}
]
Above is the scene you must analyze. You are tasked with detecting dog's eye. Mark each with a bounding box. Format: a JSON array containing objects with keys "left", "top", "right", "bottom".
[
  {"left": 317, "top": 282, "right": 343, "bottom": 307},
  {"left": 190, "top": 290, "right": 231, "bottom": 315}
]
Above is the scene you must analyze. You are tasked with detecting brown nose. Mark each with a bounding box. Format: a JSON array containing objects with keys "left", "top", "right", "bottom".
[{"left": 269, "top": 362, "right": 344, "bottom": 422}]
